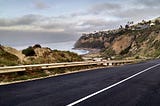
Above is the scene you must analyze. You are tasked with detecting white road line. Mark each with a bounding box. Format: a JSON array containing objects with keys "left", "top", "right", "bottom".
[{"left": 66, "top": 63, "right": 160, "bottom": 106}]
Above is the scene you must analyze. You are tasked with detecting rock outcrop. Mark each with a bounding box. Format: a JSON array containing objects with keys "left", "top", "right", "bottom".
[{"left": 75, "top": 17, "right": 160, "bottom": 59}]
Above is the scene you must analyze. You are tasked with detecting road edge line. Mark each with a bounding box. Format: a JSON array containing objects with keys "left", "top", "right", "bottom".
[{"left": 66, "top": 63, "right": 160, "bottom": 106}]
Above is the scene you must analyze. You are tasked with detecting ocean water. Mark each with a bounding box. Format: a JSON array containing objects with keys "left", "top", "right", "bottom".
[{"left": 13, "top": 41, "right": 89, "bottom": 55}]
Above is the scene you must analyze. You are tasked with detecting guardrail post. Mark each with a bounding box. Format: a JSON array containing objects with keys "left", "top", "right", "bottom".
[{"left": 109, "top": 62, "right": 112, "bottom": 66}]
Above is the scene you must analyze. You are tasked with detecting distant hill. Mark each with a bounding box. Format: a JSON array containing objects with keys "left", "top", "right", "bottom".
[
  {"left": 0, "top": 44, "right": 83, "bottom": 66},
  {"left": 75, "top": 17, "right": 160, "bottom": 59}
]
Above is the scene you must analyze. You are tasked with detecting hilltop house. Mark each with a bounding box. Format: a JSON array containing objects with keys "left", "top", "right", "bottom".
[{"left": 135, "top": 24, "right": 150, "bottom": 30}]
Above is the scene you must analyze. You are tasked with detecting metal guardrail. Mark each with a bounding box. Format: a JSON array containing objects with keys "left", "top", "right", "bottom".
[{"left": 0, "top": 60, "right": 135, "bottom": 74}]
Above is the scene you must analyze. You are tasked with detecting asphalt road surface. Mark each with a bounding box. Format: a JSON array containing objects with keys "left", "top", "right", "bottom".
[{"left": 0, "top": 59, "right": 160, "bottom": 106}]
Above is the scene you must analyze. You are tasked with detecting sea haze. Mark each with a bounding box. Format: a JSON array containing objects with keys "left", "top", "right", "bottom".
[
  {"left": 0, "top": 29, "right": 78, "bottom": 46},
  {"left": 0, "top": 30, "right": 88, "bottom": 55},
  {"left": 9, "top": 41, "right": 89, "bottom": 55}
]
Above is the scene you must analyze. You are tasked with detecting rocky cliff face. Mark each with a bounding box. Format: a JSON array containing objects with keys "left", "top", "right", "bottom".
[{"left": 75, "top": 17, "right": 160, "bottom": 59}]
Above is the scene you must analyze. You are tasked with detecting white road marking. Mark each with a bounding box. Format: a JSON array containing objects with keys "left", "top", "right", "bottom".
[{"left": 66, "top": 63, "right": 160, "bottom": 106}]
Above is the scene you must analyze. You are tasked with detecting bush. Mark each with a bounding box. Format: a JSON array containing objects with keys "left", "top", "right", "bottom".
[
  {"left": 102, "top": 48, "right": 116, "bottom": 58},
  {"left": 153, "top": 40, "right": 160, "bottom": 50},
  {"left": 154, "top": 50, "right": 160, "bottom": 58},
  {"left": 155, "top": 20, "right": 160, "bottom": 25},
  {"left": 33, "top": 44, "right": 41, "bottom": 49},
  {"left": 135, "top": 56, "right": 140, "bottom": 59},
  {"left": 120, "top": 46, "right": 131, "bottom": 55},
  {"left": 22, "top": 47, "right": 35, "bottom": 56}
]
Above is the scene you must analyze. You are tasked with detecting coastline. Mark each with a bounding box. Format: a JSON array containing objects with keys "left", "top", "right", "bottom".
[
  {"left": 73, "top": 48, "right": 101, "bottom": 54},
  {"left": 10, "top": 41, "right": 89, "bottom": 55}
]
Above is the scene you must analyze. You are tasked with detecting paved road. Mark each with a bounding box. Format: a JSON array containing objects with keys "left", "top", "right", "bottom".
[{"left": 0, "top": 59, "right": 160, "bottom": 106}]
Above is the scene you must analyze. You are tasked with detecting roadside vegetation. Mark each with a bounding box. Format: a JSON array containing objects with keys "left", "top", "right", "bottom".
[
  {"left": 0, "top": 46, "right": 20, "bottom": 66},
  {"left": 0, "top": 44, "right": 83, "bottom": 66},
  {"left": 0, "top": 44, "right": 94, "bottom": 83},
  {"left": 22, "top": 45, "right": 83, "bottom": 65},
  {"left": 0, "top": 64, "right": 104, "bottom": 82}
]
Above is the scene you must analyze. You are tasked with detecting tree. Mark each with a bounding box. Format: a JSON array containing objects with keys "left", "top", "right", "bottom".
[
  {"left": 119, "top": 25, "right": 123, "bottom": 29},
  {"left": 155, "top": 20, "right": 160, "bottom": 25},
  {"left": 22, "top": 47, "right": 35, "bottom": 56},
  {"left": 148, "top": 20, "right": 151, "bottom": 24},
  {"left": 125, "top": 24, "right": 129, "bottom": 29},
  {"left": 33, "top": 44, "right": 41, "bottom": 48}
]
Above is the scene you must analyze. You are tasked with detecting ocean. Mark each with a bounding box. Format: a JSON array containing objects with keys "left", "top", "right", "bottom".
[
  {"left": 0, "top": 29, "right": 88, "bottom": 55},
  {"left": 12, "top": 41, "right": 89, "bottom": 55}
]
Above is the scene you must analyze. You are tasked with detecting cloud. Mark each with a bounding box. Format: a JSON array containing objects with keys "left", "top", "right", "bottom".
[
  {"left": 89, "top": 2, "right": 122, "bottom": 15},
  {"left": 134, "top": 0, "right": 160, "bottom": 8},
  {"left": 41, "top": 22, "right": 72, "bottom": 30},
  {"left": 0, "top": 0, "right": 160, "bottom": 39},
  {"left": 0, "top": 14, "right": 77, "bottom": 33},
  {"left": 70, "top": 12, "right": 88, "bottom": 17},
  {"left": 114, "top": 8, "right": 160, "bottom": 19},
  {"left": 69, "top": 2, "right": 123, "bottom": 17},
  {"left": 80, "top": 18, "right": 107, "bottom": 27},
  {"left": 34, "top": 1, "right": 50, "bottom": 9},
  {"left": 0, "top": 29, "right": 77, "bottom": 46},
  {"left": 0, "top": 14, "right": 41, "bottom": 27},
  {"left": 112, "top": 2, "right": 160, "bottom": 22},
  {"left": 73, "top": 18, "right": 124, "bottom": 33}
]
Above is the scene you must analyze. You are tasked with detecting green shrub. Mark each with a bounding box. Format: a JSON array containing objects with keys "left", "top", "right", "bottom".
[
  {"left": 153, "top": 40, "right": 160, "bottom": 50},
  {"left": 154, "top": 50, "right": 160, "bottom": 57},
  {"left": 136, "top": 35, "right": 147, "bottom": 43},
  {"left": 33, "top": 44, "right": 41, "bottom": 48},
  {"left": 22, "top": 47, "right": 35, "bottom": 56},
  {"left": 120, "top": 46, "right": 131, "bottom": 55},
  {"left": 155, "top": 20, "right": 160, "bottom": 25},
  {"left": 135, "top": 56, "right": 140, "bottom": 59},
  {"left": 102, "top": 48, "right": 116, "bottom": 58}
]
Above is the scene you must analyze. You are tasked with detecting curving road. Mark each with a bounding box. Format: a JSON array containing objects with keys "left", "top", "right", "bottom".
[{"left": 0, "top": 59, "right": 160, "bottom": 106}]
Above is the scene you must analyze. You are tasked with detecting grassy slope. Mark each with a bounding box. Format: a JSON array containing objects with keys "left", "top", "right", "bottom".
[{"left": 0, "top": 47, "right": 19, "bottom": 66}]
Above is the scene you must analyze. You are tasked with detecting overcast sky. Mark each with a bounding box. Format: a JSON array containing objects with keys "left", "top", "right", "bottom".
[{"left": 0, "top": 0, "right": 160, "bottom": 46}]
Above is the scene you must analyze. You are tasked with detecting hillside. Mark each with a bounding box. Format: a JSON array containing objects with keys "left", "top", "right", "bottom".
[
  {"left": 22, "top": 45, "right": 83, "bottom": 64},
  {"left": 0, "top": 44, "right": 83, "bottom": 66},
  {"left": 0, "top": 45, "right": 20, "bottom": 66},
  {"left": 75, "top": 17, "right": 160, "bottom": 59}
]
